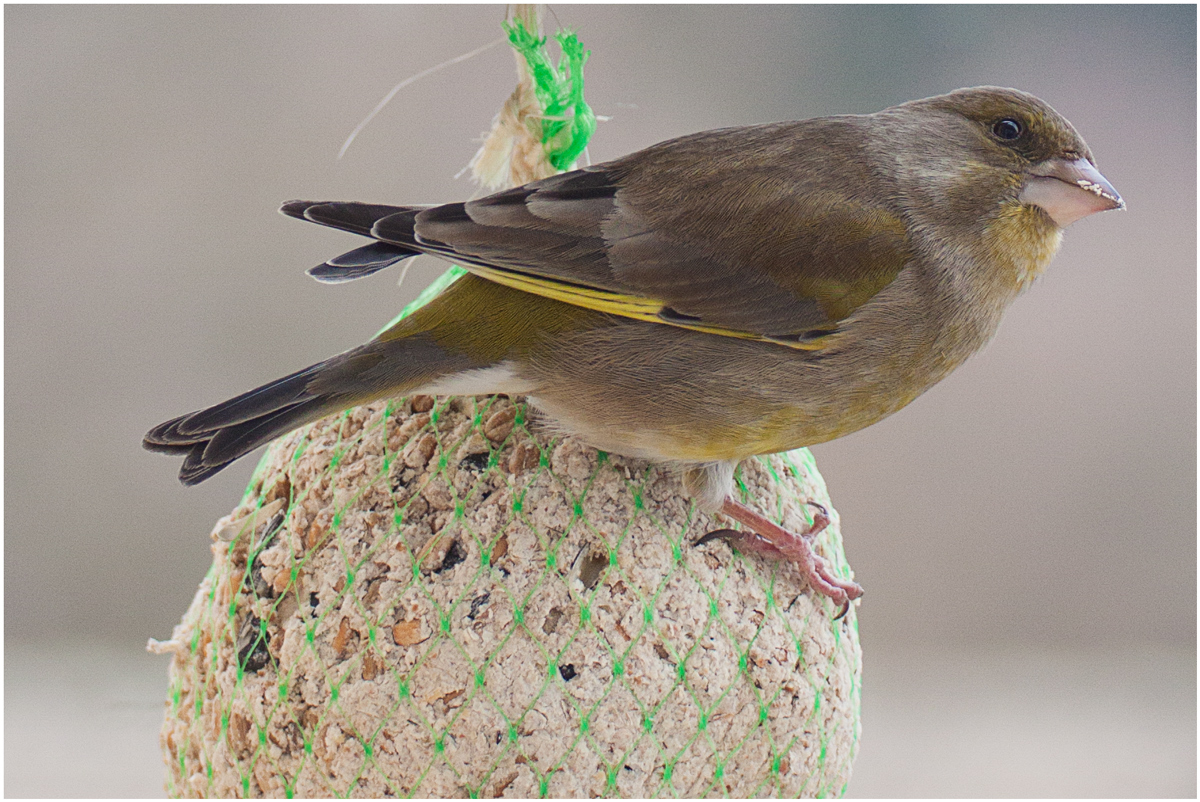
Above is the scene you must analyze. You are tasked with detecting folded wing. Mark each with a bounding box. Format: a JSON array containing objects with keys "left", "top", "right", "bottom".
[{"left": 283, "top": 118, "right": 913, "bottom": 348}]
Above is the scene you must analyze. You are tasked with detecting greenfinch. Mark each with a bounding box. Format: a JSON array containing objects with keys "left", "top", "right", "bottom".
[{"left": 145, "top": 86, "right": 1123, "bottom": 609}]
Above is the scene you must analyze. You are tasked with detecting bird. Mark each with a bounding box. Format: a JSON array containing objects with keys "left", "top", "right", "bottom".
[{"left": 145, "top": 86, "right": 1123, "bottom": 610}]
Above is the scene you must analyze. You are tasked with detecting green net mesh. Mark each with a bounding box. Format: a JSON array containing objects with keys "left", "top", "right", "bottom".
[{"left": 159, "top": 394, "right": 861, "bottom": 798}]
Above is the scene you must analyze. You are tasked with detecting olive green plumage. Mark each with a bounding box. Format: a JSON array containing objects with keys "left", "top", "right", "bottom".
[{"left": 145, "top": 85, "right": 1122, "bottom": 523}]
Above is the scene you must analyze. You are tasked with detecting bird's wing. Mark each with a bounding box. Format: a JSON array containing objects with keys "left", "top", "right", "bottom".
[{"left": 286, "top": 119, "right": 913, "bottom": 349}]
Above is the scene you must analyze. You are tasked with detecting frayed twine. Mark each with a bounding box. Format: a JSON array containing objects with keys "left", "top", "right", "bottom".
[{"left": 468, "top": 11, "right": 595, "bottom": 190}]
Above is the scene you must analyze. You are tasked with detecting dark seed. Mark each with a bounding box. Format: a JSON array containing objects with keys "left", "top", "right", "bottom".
[
  {"left": 237, "top": 616, "right": 270, "bottom": 673},
  {"left": 459, "top": 451, "right": 490, "bottom": 472},
  {"left": 468, "top": 592, "right": 491, "bottom": 620},
  {"left": 435, "top": 540, "right": 467, "bottom": 573}
]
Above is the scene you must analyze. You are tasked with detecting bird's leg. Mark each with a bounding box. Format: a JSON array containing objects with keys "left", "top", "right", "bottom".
[{"left": 697, "top": 497, "right": 864, "bottom": 610}]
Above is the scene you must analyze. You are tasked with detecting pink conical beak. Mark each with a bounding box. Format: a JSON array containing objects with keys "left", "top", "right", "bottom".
[{"left": 1019, "top": 157, "right": 1124, "bottom": 227}]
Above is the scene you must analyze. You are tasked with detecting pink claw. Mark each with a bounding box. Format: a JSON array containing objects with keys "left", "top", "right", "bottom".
[{"left": 697, "top": 496, "right": 863, "bottom": 611}]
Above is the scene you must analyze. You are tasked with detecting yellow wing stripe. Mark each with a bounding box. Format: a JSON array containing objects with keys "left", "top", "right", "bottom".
[{"left": 464, "top": 264, "right": 830, "bottom": 351}]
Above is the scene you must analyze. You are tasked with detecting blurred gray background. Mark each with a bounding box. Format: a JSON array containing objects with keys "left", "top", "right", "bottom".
[{"left": 6, "top": 4, "right": 1194, "bottom": 797}]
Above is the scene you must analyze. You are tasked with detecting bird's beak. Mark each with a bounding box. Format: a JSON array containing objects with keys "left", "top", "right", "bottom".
[{"left": 1019, "top": 157, "right": 1124, "bottom": 227}]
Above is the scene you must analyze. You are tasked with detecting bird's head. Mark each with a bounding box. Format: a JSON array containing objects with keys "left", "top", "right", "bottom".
[{"left": 881, "top": 86, "right": 1124, "bottom": 231}]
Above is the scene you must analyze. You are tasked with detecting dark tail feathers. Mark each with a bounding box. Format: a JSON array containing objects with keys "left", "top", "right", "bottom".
[
  {"left": 280, "top": 200, "right": 427, "bottom": 284},
  {"left": 144, "top": 356, "right": 362, "bottom": 485},
  {"left": 144, "top": 336, "right": 464, "bottom": 485}
]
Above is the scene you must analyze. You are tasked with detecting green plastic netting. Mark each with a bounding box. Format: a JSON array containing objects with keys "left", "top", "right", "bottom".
[{"left": 159, "top": 394, "right": 861, "bottom": 797}]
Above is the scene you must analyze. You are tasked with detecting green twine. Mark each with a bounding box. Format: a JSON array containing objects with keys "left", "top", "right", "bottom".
[{"left": 504, "top": 19, "right": 596, "bottom": 171}]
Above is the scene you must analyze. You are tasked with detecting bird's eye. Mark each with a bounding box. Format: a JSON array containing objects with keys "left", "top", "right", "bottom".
[{"left": 992, "top": 118, "right": 1023, "bottom": 141}]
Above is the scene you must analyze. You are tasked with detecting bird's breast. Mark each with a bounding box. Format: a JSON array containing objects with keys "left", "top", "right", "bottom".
[{"left": 979, "top": 203, "right": 1064, "bottom": 293}]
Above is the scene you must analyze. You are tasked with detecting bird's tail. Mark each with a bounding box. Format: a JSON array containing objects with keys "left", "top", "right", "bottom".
[
  {"left": 144, "top": 330, "right": 478, "bottom": 484},
  {"left": 279, "top": 200, "right": 428, "bottom": 283}
]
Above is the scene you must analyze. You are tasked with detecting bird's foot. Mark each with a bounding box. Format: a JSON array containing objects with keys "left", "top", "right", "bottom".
[{"left": 696, "top": 496, "right": 863, "bottom": 617}]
